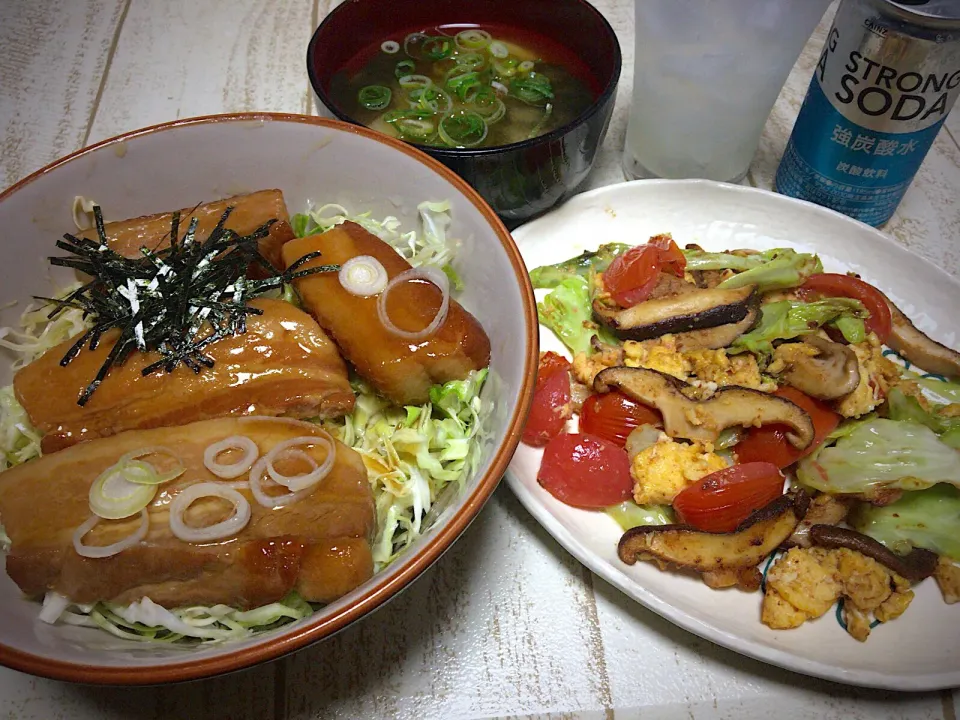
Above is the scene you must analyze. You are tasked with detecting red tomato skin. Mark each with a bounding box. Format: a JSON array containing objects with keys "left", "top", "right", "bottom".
[
  {"left": 799, "top": 273, "right": 892, "bottom": 344},
  {"left": 649, "top": 234, "right": 687, "bottom": 277},
  {"left": 522, "top": 367, "right": 572, "bottom": 447},
  {"left": 536, "top": 352, "right": 570, "bottom": 391},
  {"left": 604, "top": 245, "right": 661, "bottom": 307},
  {"left": 734, "top": 387, "right": 840, "bottom": 469},
  {"left": 537, "top": 433, "right": 634, "bottom": 509},
  {"left": 673, "top": 462, "right": 784, "bottom": 533},
  {"left": 603, "top": 237, "right": 688, "bottom": 307},
  {"left": 579, "top": 391, "right": 661, "bottom": 447}
]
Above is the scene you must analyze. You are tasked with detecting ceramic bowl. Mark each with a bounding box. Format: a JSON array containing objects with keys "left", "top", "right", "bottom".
[
  {"left": 0, "top": 113, "right": 537, "bottom": 684},
  {"left": 307, "top": 0, "right": 621, "bottom": 227}
]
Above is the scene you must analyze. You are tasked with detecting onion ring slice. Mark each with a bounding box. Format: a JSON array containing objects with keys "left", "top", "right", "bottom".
[{"left": 376, "top": 266, "right": 450, "bottom": 341}]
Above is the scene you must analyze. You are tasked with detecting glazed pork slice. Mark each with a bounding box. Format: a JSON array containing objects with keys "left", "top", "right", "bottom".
[
  {"left": 282, "top": 221, "right": 491, "bottom": 405},
  {"left": 14, "top": 298, "right": 355, "bottom": 453},
  {"left": 77, "top": 189, "right": 294, "bottom": 275},
  {"left": 0, "top": 416, "right": 375, "bottom": 608}
]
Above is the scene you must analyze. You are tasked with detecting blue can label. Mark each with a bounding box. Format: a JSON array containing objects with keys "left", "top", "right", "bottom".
[{"left": 776, "top": 0, "right": 960, "bottom": 226}]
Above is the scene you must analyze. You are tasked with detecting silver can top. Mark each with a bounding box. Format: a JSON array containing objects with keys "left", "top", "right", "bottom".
[{"left": 884, "top": 0, "right": 960, "bottom": 26}]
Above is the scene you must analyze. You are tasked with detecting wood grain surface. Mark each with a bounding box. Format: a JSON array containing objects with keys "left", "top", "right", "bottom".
[{"left": 0, "top": 0, "right": 958, "bottom": 718}]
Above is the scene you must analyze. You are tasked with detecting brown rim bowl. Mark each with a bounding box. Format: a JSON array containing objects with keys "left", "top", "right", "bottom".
[
  {"left": 307, "top": 0, "right": 622, "bottom": 228},
  {"left": 0, "top": 113, "right": 537, "bottom": 685}
]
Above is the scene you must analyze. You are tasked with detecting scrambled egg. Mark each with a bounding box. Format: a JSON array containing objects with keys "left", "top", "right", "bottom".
[
  {"left": 630, "top": 434, "right": 727, "bottom": 505},
  {"left": 623, "top": 335, "right": 773, "bottom": 391},
  {"left": 834, "top": 333, "right": 901, "bottom": 418},
  {"left": 934, "top": 557, "right": 960, "bottom": 604},
  {"left": 761, "top": 546, "right": 913, "bottom": 641},
  {"left": 571, "top": 346, "right": 622, "bottom": 387}
]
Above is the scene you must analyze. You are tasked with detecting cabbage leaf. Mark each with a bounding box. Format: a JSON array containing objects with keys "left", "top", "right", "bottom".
[
  {"left": 731, "top": 298, "right": 868, "bottom": 356},
  {"left": 850, "top": 484, "right": 960, "bottom": 561},
  {"left": 537, "top": 275, "right": 616, "bottom": 356},
  {"left": 796, "top": 418, "right": 960, "bottom": 494},
  {"left": 529, "top": 243, "right": 632, "bottom": 289}
]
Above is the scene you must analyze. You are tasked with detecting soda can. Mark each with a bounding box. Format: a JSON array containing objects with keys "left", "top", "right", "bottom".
[{"left": 775, "top": 0, "right": 960, "bottom": 227}]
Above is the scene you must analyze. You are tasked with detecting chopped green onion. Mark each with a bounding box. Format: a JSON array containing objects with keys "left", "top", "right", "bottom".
[
  {"left": 454, "top": 52, "right": 485, "bottom": 69},
  {"left": 469, "top": 89, "right": 506, "bottom": 124},
  {"left": 408, "top": 86, "right": 452, "bottom": 113},
  {"left": 384, "top": 109, "right": 437, "bottom": 141},
  {"left": 438, "top": 111, "right": 488, "bottom": 148},
  {"left": 527, "top": 102, "right": 554, "bottom": 138},
  {"left": 394, "top": 59, "right": 416, "bottom": 78},
  {"left": 358, "top": 85, "right": 392, "bottom": 111},
  {"left": 455, "top": 29, "right": 492, "bottom": 50},
  {"left": 398, "top": 74, "right": 432, "bottom": 90},
  {"left": 491, "top": 57, "right": 518, "bottom": 77},
  {"left": 381, "top": 40, "right": 400, "bottom": 54},
  {"left": 488, "top": 40, "right": 509, "bottom": 59},
  {"left": 89, "top": 462, "right": 159, "bottom": 520},
  {"left": 423, "top": 36, "right": 453, "bottom": 61},
  {"left": 518, "top": 60, "right": 535, "bottom": 73},
  {"left": 445, "top": 71, "right": 482, "bottom": 102},
  {"left": 510, "top": 72, "right": 554, "bottom": 106}
]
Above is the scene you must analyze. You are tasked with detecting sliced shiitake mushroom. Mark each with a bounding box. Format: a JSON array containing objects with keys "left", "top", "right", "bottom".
[
  {"left": 775, "top": 335, "right": 860, "bottom": 400},
  {"left": 785, "top": 493, "right": 853, "bottom": 549},
  {"left": 617, "top": 491, "right": 809, "bottom": 573},
  {"left": 669, "top": 310, "right": 760, "bottom": 351},
  {"left": 883, "top": 292, "right": 960, "bottom": 380},
  {"left": 808, "top": 524, "right": 938, "bottom": 582},
  {"left": 593, "top": 285, "right": 759, "bottom": 342},
  {"left": 594, "top": 366, "right": 815, "bottom": 450}
]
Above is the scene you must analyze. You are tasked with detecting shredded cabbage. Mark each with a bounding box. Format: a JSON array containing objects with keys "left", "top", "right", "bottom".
[
  {"left": 327, "top": 369, "right": 490, "bottom": 568},
  {"left": 292, "top": 200, "right": 461, "bottom": 284},
  {"left": 39, "top": 591, "right": 314, "bottom": 643},
  {"left": 0, "top": 283, "right": 94, "bottom": 471},
  {"left": 5, "top": 201, "right": 491, "bottom": 641}
]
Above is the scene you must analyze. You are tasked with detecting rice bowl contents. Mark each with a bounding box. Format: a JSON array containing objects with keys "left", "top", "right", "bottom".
[{"left": 0, "top": 194, "right": 492, "bottom": 643}]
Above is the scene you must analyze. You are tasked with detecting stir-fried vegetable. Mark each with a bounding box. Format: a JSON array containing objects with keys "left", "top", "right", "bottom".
[
  {"left": 606, "top": 501, "right": 674, "bottom": 530},
  {"left": 731, "top": 298, "right": 868, "bottom": 356},
  {"left": 683, "top": 248, "right": 823, "bottom": 293},
  {"left": 886, "top": 388, "right": 960, "bottom": 449},
  {"left": 529, "top": 243, "right": 632, "bottom": 289},
  {"left": 850, "top": 484, "right": 960, "bottom": 562},
  {"left": 796, "top": 418, "right": 960, "bottom": 495},
  {"left": 537, "top": 275, "right": 615, "bottom": 355}
]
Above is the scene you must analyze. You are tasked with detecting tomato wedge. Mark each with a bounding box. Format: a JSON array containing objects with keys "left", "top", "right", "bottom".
[
  {"left": 649, "top": 234, "right": 686, "bottom": 277},
  {"left": 734, "top": 386, "right": 840, "bottom": 469},
  {"left": 602, "top": 236, "right": 687, "bottom": 307},
  {"left": 535, "top": 351, "right": 570, "bottom": 391},
  {"left": 799, "top": 273, "right": 892, "bottom": 344},
  {"left": 673, "top": 462, "right": 784, "bottom": 533},
  {"left": 521, "top": 353, "right": 572, "bottom": 447},
  {"left": 579, "top": 391, "right": 661, "bottom": 447},
  {"left": 537, "top": 433, "right": 634, "bottom": 508}
]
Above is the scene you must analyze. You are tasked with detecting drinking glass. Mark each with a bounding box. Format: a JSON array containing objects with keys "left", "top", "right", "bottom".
[{"left": 623, "top": 0, "right": 832, "bottom": 183}]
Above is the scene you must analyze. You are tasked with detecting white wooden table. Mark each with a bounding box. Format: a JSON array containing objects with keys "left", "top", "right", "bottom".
[{"left": 1, "top": 2, "right": 958, "bottom": 718}]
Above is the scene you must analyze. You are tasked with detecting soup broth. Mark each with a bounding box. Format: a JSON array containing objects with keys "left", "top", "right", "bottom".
[{"left": 328, "top": 24, "right": 597, "bottom": 149}]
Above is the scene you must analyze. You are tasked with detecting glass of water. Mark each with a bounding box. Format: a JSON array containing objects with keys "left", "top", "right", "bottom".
[{"left": 623, "top": 0, "right": 832, "bottom": 183}]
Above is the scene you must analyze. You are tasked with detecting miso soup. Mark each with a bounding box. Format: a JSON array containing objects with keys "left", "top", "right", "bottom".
[{"left": 327, "top": 24, "right": 597, "bottom": 149}]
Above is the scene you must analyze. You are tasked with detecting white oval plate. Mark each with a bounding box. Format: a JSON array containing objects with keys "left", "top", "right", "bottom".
[{"left": 505, "top": 179, "right": 960, "bottom": 692}]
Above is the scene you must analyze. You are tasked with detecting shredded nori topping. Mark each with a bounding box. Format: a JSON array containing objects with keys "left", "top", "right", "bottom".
[{"left": 41, "top": 205, "right": 337, "bottom": 406}]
